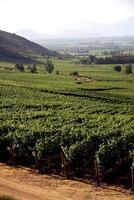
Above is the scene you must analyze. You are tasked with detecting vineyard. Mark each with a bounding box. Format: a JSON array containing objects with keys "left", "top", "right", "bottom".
[{"left": 0, "top": 60, "right": 134, "bottom": 188}]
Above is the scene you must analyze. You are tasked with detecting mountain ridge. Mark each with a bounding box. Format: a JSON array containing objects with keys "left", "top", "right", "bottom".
[
  {"left": 16, "top": 17, "right": 134, "bottom": 39},
  {"left": 0, "top": 29, "right": 60, "bottom": 63}
]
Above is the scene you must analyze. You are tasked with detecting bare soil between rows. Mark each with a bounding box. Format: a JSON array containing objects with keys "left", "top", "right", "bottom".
[{"left": 0, "top": 163, "right": 134, "bottom": 200}]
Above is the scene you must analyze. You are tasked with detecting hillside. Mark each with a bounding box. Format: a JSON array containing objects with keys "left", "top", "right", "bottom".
[{"left": 0, "top": 30, "right": 60, "bottom": 63}]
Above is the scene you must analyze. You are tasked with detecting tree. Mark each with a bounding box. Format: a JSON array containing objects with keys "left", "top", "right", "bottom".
[
  {"left": 15, "top": 63, "right": 24, "bottom": 72},
  {"left": 87, "top": 55, "right": 96, "bottom": 64},
  {"left": 28, "top": 64, "right": 37, "bottom": 73},
  {"left": 126, "top": 64, "right": 133, "bottom": 74},
  {"left": 45, "top": 60, "right": 54, "bottom": 73}
]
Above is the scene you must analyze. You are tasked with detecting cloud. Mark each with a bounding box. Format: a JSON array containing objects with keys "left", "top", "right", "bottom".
[
  {"left": 0, "top": 0, "right": 134, "bottom": 33},
  {"left": 0, "top": 0, "right": 8, "bottom": 3},
  {"left": 126, "top": 0, "right": 134, "bottom": 3},
  {"left": 118, "top": 0, "right": 134, "bottom": 6}
]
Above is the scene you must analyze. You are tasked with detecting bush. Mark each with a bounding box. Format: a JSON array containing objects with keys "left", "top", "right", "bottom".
[
  {"left": 126, "top": 64, "right": 133, "bottom": 74},
  {"left": 70, "top": 71, "right": 78, "bottom": 76},
  {"left": 75, "top": 81, "right": 81, "bottom": 84},
  {"left": 113, "top": 65, "right": 121, "bottom": 72},
  {"left": 56, "top": 70, "right": 59, "bottom": 75}
]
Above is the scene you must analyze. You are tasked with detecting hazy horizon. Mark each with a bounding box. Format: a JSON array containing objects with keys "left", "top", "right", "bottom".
[{"left": 0, "top": 0, "right": 134, "bottom": 35}]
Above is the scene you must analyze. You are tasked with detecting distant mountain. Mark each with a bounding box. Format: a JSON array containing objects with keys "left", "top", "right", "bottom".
[
  {"left": 107, "top": 18, "right": 134, "bottom": 36},
  {"left": 16, "top": 29, "right": 52, "bottom": 40},
  {"left": 17, "top": 18, "right": 134, "bottom": 40},
  {"left": 0, "top": 30, "right": 60, "bottom": 63},
  {"left": 58, "top": 18, "right": 134, "bottom": 38},
  {"left": 57, "top": 29, "right": 100, "bottom": 38}
]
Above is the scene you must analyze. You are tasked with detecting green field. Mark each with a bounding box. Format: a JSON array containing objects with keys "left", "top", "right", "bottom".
[{"left": 0, "top": 59, "right": 134, "bottom": 182}]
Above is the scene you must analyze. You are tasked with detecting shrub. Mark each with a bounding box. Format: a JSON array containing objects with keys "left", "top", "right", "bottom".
[
  {"left": 56, "top": 70, "right": 59, "bottom": 75},
  {"left": 75, "top": 81, "right": 81, "bottom": 84},
  {"left": 126, "top": 64, "right": 133, "bottom": 74},
  {"left": 113, "top": 65, "right": 121, "bottom": 72},
  {"left": 70, "top": 71, "right": 78, "bottom": 76}
]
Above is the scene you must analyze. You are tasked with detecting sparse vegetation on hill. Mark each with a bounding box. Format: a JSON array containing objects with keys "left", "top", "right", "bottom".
[{"left": 0, "top": 30, "right": 60, "bottom": 63}]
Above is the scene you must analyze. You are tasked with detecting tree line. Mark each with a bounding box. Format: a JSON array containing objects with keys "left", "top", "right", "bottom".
[
  {"left": 15, "top": 59, "right": 54, "bottom": 73},
  {"left": 80, "top": 55, "right": 134, "bottom": 65}
]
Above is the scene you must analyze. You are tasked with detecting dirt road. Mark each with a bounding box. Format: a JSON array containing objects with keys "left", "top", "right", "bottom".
[{"left": 0, "top": 163, "right": 133, "bottom": 200}]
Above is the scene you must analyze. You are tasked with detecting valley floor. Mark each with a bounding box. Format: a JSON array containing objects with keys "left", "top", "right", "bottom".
[{"left": 0, "top": 163, "right": 133, "bottom": 200}]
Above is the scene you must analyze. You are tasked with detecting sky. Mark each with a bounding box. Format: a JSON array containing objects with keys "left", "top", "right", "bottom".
[{"left": 0, "top": 0, "right": 134, "bottom": 34}]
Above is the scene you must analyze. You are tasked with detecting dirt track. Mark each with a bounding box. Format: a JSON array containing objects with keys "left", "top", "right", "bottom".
[{"left": 0, "top": 163, "right": 134, "bottom": 200}]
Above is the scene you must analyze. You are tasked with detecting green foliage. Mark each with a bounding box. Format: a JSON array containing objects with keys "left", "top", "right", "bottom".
[
  {"left": 80, "top": 55, "right": 96, "bottom": 64},
  {"left": 129, "top": 150, "right": 134, "bottom": 166},
  {"left": 45, "top": 59, "right": 54, "bottom": 73},
  {"left": 96, "top": 139, "right": 122, "bottom": 175},
  {"left": 68, "top": 135, "right": 102, "bottom": 162},
  {"left": 70, "top": 71, "right": 78, "bottom": 76},
  {"left": 125, "top": 64, "right": 133, "bottom": 74},
  {"left": 0, "top": 60, "right": 134, "bottom": 180},
  {"left": 35, "top": 136, "right": 61, "bottom": 158},
  {"left": 96, "top": 133, "right": 134, "bottom": 176},
  {"left": 56, "top": 70, "right": 59, "bottom": 75},
  {"left": 113, "top": 65, "right": 122, "bottom": 72},
  {"left": 28, "top": 64, "right": 37, "bottom": 73},
  {"left": 15, "top": 63, "right": 24, "bottom": 72},
  {"left": 80, "top": 55, "right": 134, "bottom": 65}
]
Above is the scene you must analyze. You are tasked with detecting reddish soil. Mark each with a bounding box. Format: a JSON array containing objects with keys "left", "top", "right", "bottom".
[{"left": 0, "top": 163, "right": 134, "bottom": 200}]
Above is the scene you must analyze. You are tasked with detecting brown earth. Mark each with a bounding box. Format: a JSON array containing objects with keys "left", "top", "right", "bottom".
[
  {"left": 75, "top": 75, "right": 95, "bottom": 82},
  {"left": 0, "top": 163, "right": 134, "bottom": 200}
]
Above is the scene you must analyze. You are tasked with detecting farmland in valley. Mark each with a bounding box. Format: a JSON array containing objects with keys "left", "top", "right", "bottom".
[{"left": 0, "top": 59, "right": 134, "bottom": 189}]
